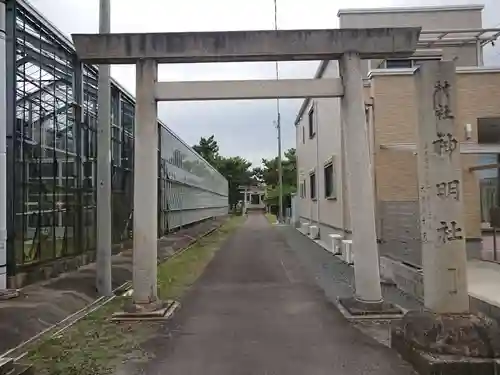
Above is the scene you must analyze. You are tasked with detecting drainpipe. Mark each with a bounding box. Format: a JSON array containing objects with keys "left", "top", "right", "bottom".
[
  {"left": 476, "top": 39, "right": 483, "bottom": 67},
  {"left": 0, "top": 0, "right": 7, "bottom": 290},
  {"left": 315, "top": 101, "right": 320, "bottom": 228},
  {"left": 340, "top": 102, "right": 348, "bottom": 236}
]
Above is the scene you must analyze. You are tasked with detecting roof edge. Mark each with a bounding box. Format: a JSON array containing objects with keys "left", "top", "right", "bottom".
[
  {"left": 367, "top": 65, "right": 500, "bottom": 79},
  {"left": 337, "top": 4, "right": 484, "bottom": 17}
]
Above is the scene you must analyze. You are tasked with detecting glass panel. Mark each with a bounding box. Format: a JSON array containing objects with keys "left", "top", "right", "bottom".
[
  {"left": 386, "top": 59, "right": 412, "bottom": 69},
  {"left": 13, "top": 1, "right": 228, "bottom": 269}
]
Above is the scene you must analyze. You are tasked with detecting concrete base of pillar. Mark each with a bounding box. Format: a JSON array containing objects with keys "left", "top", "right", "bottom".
[
  {"left": 391, "top": 311, "right": 500, "bottom": 375},
  {"left": 337, "top": 297, "right": 403, "bottom": 319},
  {"left": 112, "top": 299, "right": 179, "bottom": 321},
  {"left": 0, "top": 289, "right": 19, "bottom": 300}
]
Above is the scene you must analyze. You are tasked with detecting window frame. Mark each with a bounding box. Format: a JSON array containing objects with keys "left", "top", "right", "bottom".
[
  {"left": 309, "top": 170, "right": 317, "bottom": 201},
  {"left": 308, "top": 106, "right": 315, "bottom": 139},
  {"left": 385, "top": 59, "right": 413, "bottom": 69},
  {"left": 384, "top": 55, "right": 442, "bottom": 69},
  {"left": 299, "top": 180, "right": 306, "bottom": 199},
  {"left": 324, "top": 158, "right": 337, "bottom": 200}
]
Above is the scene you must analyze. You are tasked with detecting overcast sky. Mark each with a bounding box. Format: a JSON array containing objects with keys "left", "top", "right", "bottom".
[{"left": 28, "top": 0, "right": 499, "bottom": 166}]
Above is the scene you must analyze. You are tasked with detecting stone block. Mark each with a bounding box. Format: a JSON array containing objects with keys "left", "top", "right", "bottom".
[
  {"left": 50, "top": 261, "right": 64, "bottom": 279},
  {"left": 14, "top": 273, "right": 27, "bottom": 289},
  {"left": 392, "top": 261, "right": 424, "bottom": 301},
  {"left": 339, "top": 297, "right": 402, "bottom": 316},
  {"left": 25, "top": 268, "right": 43, "bottom": 285},
  {"left": 391, "top": 311, "right": 500, "bottom": 374},
  {"left": 487, "top": 304, "right": 500, "bottom": 326},
  {"left": 43, "top": 266, "right": 52, "bottom": 280},
  {"left": 379, "top": 256, "right": 396, "bottom": 284},
  {"left": 392, "top": 327, "right": 494, "bottom": 375}
]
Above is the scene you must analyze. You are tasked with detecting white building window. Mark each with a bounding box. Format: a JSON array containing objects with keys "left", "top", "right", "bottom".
[
  {"left": 299, "top": 180, "right": 306, "bottom": 198},
  {"left": 309, "top": 171, "right": 316, "bottom": 200},
  {"left": 324, "top": 158, "right": 337, "bottom": 200},
  {"left": 385, "top": 59, "right": 413, "bottom": 69},
  {"left": 308, "top": 106, "right": 315, "bottom": 139},
  {"left": 384, "top": 56, "right": 441, "bottom": 69}
]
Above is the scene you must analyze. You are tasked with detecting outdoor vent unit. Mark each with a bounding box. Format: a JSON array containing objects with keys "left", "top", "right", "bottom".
[
  {"left": 342, "top": 240, "right": 354, "bottom": 265},
  {"left": 329, "top": 234, "right": 343, "bottom": 255},
  {"left": 300, "top": 222, "right": 310, "bottom": 235},
  {"left": 465, "top": 123, "right": 472, "bottom": 140},
  {"left": 309, "top": 225, "right": 320, "bottom": 240}
]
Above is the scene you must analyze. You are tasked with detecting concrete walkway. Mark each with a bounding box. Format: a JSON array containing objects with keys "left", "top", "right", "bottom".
[{"left": 133, "top": 215, "right": 415, "bottom": 375}]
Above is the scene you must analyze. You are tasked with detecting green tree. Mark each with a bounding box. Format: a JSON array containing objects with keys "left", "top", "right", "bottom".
[
  {"left": 256, "top": 148, "right": 297, "bottom": 207},
  {"left": 256, "top": 148, "right": 296, "bottom": 188},
  {"left": 193, "top": 136, "right": 254, "bottom": 207},
  {"left": 193, "top": 135, "right": 219, "bottom": 164},
  {"left": 216, "top": 156, "right": 254, "bottom": 207}
]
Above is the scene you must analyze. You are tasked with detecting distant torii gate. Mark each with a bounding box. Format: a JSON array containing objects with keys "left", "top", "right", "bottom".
[{"left": 71, "top": 27, "right": 420, "bottom": 312}]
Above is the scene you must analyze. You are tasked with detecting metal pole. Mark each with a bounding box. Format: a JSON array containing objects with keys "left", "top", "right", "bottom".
[
  {"left": 493, "top": 227, "right": 498, "bottom": 262},
  {"left": 273, "top": 0, "right": 283, "bottom": 223},
  {"left": 0, "top": 0, "right": 7, "bottom": 290},
  {"left": 315, "top": 101, "right": 320, "bottom": 227},
  {"left": 277, "top": 114, "right": 283, "bottom": 222},
  {"left": 476, "top": 40, "right": 484, "bottom": 66},
  {"left": 96, "top": 0, "right": 112, "bottom": 296},
  {"left": 495, "top": 153, "right": 500, "bottom": 262}
]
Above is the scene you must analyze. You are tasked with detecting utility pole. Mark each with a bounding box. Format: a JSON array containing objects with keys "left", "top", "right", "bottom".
[
  {"left": 273, "top": 0, "right": 283, "bottom": 223},
  {"left": 96, "top": 0, "right": 112, "bottom": 296},
  {"left": 0, "top": 0, "right": 7, "bottom": 290},
  {"left": 276, "top": 116, "right": 283, "bottom": 222}
]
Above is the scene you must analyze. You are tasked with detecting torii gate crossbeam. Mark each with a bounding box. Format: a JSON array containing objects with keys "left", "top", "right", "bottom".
[{"left": 72, "top": 28, "right": 419, "bottom": 64}]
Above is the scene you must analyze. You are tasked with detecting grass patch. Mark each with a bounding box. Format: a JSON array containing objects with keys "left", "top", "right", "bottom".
[
  {"left": 265, "top": 213, "right": 277, "bottom": 224},
  {"left": 26, "top": 216, "right": 244, "bottom": 375},
  {"left": 158, "top": 215, "right": 244, "bottom": 300},
  {"left": 27, "top": 298, "right": 151, "bottom": 375}
]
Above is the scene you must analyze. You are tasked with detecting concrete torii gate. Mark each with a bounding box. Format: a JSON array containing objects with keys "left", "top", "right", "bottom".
[{"left": 71, "top": 27, "right": 420, "bottom": 313}]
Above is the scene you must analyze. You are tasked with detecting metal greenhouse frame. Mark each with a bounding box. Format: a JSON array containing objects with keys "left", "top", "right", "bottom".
[{"left": 3, "top": 0, "right": 228, "bottom": 278}]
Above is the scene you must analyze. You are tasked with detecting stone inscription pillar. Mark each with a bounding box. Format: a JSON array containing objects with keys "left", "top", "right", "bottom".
[{"left": 415, "top": 60, "right": 469, "bottom": 313}]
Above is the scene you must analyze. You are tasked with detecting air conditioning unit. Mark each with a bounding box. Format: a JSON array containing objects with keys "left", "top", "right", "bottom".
[
  {"left": 329, "top": 234, "right": 343, "bottom": 254},
  {"left": 300, "top": 222, "right": 310, "bottom": 235},
  {"left": 342, "top": 240, "right": 354, "bottom": 265},
  {"left": 309, "top": 225, "right": 320, "bottom": 239}
]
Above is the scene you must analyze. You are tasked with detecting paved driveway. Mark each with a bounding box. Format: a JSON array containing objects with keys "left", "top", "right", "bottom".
[{"left": 131, "top": 214, "right": 415, "bottom": 375}]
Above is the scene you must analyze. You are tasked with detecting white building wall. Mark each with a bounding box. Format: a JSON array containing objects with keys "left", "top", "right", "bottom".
[
  {"left": 295, "top": 4, "right": 485, "bottom": 242},
  {"left": 296, "top": 61, "right": 346, "bottom": 238}
]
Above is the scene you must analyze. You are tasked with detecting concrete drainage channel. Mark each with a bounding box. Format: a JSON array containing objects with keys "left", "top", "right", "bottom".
[{"left": 0, "top": 219, "right": 227, "bottom": 375}]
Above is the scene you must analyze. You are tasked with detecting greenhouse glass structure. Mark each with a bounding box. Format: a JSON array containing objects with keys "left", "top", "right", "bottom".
[{"left": 1, "top": 0, "right": 228, "bottom": 284}]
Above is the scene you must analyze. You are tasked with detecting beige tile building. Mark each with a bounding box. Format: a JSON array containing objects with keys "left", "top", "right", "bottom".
[{"left": 295, "top": 4, "right": 500, "bottom": 271}]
